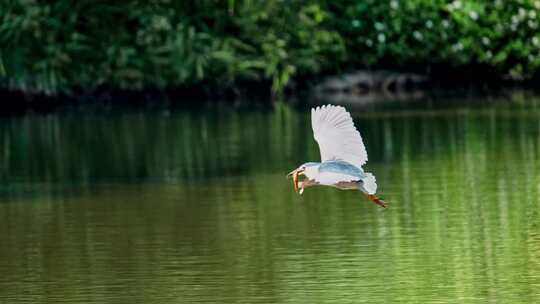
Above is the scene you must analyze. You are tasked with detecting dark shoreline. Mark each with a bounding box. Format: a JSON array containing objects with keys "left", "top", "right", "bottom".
[{"left": 1, "top": 70, "right": 538, "bottom": 116}]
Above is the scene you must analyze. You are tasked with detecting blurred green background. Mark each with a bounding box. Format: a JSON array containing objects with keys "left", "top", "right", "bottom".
[{"left": 2, "top": 0, "right": 540, "bottom": 95}]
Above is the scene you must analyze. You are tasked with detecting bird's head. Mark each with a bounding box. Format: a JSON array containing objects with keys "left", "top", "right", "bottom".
[{"left": 287, "top": 162, "right": 319, "bottom": 193}]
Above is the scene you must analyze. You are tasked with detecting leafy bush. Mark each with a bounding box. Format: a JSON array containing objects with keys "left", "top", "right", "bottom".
[
  {"left": 328, "top": 0, "right": 540, "bottom": 78},
  {"left": 1, "top": 0, "right": 540, "bottom": 95},
  {"left": 0, "top": 1, "right": 343, "bottom": 94}
]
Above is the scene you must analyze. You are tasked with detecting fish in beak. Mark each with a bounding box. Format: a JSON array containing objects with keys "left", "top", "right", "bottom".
[{"left": 287, "top": 168, "right": 304, "bottom": 194}]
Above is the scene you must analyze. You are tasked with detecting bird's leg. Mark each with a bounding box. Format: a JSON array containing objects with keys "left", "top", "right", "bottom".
[{"left": 366, "top": 194, "right": 387, "bottom": 208}]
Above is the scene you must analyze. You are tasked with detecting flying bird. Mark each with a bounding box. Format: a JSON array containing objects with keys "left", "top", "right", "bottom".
[{"left": 287, "top": 105, "right": 387, "bottom": 208}]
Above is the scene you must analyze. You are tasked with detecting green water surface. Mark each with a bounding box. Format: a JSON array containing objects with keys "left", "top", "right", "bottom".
[{"left": 1, "top": 97, "right": 540, "bottom": 303}]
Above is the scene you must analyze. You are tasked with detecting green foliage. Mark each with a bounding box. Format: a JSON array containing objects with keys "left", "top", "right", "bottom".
[
  {"left": 328, "top": 0, "right": 540, "bottom": 77},
  {"left": 0, "top": 0, "right": 343, "bottom": 94},
  {"left": 1, "top": 0, "right": 540, "bottom": 95}
]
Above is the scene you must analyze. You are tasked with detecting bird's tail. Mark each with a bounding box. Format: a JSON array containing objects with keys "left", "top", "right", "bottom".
[
  {"left": 361, "top": 173, "right": 386, "bottom": 208},
  {"left": 361, "top": 172, "right": 377, "bottom": 195}
]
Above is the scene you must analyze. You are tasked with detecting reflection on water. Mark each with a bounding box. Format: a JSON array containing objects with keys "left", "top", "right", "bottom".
[{"left": 1, "top": 98, "right": 540, "bottom": 303}]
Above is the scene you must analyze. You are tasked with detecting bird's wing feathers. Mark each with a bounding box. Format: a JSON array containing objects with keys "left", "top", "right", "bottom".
[
  {"left": 311, "top": 105, "right": 368, "bottom": 168},
  {"left": 318, "top": 160, "right": 364, "bottom": 178}
]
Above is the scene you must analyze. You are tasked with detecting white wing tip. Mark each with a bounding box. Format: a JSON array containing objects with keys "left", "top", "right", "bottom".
[{"left": 313, "top": 104, "right": 345, "bottom": 111}]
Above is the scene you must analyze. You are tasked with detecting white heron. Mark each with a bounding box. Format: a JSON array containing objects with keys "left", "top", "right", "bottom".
[{"left": 287, "top": 104, "right": 387, "bottom": 208}]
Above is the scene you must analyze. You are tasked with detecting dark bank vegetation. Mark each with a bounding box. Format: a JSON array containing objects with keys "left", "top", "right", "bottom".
[{"left": 1, "top": 0, "right": 540, "bottom": 98}]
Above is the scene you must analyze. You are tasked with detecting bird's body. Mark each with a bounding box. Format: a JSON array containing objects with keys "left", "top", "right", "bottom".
[
  {"left": 299, "top": 160, "right": 373, "bottom": 190},
  {"left": 288, "top": 105, "right": 387, "bottom": 208}
]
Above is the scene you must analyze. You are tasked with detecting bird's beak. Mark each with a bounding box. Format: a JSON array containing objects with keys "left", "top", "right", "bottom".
[
  {"left": 286, "top": 169, "right": 296, "bottom": 178},
  {"left": 287, "top": 169, "right": 304, "bottom": 193}
]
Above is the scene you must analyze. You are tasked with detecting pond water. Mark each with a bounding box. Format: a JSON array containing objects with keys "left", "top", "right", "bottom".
[{"left": 1, "top": 95, "right": 540, "bottom": 303}]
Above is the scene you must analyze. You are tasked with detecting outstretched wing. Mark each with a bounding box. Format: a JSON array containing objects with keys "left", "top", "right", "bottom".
[{"left": 311, "top": 105, "right": 368, "bottom": 168}]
